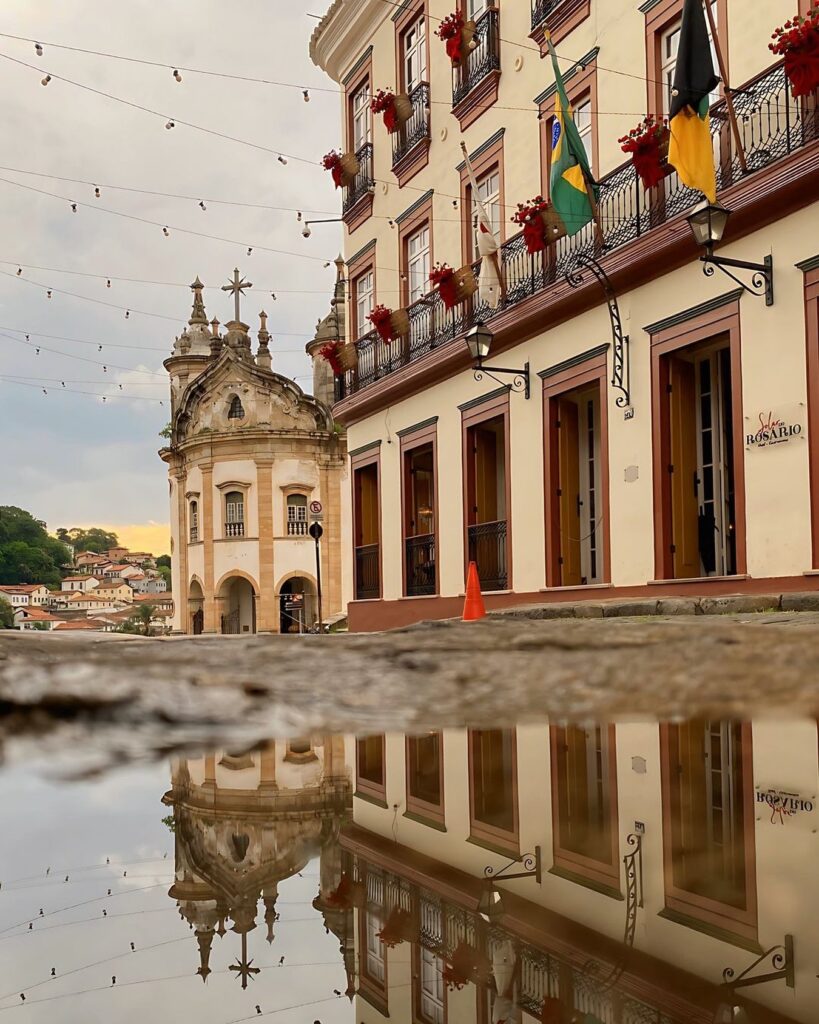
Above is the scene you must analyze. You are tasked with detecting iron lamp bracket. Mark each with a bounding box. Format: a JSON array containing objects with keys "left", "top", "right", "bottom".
[
  {"left": 723, "top": 934, "right": 794, "bottom": 991},
  {"left": 472, "top": 361, "right": 530, "bottom": 399},
  {"left": 700, "top": 252, "right": 774, "bottom": 306},
  {"left": 483, "top": 845, "right": 542, "bottom": 884}
]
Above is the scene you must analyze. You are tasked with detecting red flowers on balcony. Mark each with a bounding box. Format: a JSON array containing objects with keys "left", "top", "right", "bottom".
[
  {"left": 770, "top": 7, "right": 819, "bottom": 97},
  {"left": 430, "top": 262, "right": 457, "bottom": 309},
  {"left": 371, "top": 88, "right": 412, "bottom": 134},
  {"left": 436, "top": 11, "right": 476, "bottom": 66},
  {"left": 319, "top": 340, "right": 344, "bottom": 375},
  {"left": 322, "top": 149, "right": 359, "bottom": 188},
  {"left": 442, "top": 941, "right": 492, "bottom": 991},
  {"left": 512, "top": 195, "right": 567, "bottom": 254},
  {"left": 619, "top": 115, "right": 671, "bottom": 190},
  {"left": 324, "top": 874, "right": 366, "bottom": 909},
  {"left": 367, "top": 304, "right": 409, "bottom": 342},
  {"left": 375, "top": 907, "right": 416, "bottom": 948}
]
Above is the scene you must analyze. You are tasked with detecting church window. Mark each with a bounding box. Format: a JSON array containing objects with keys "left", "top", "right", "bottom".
[
  {"left": 228, "top": 395, "right": 245, "bottom": 420},
  {"left": 189, "top": 500, "right": 199, "bottom": 542},
  {"left": 287, "top": 494, "right": 308, "bottom": 536},
  {"left": 225, "top": 491, "right": 245, "bottom": 538}
]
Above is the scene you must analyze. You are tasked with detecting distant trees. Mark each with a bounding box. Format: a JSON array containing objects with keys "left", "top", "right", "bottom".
[
  {"left": 155, "top": 555, "right": 172, "bottom": 591},
  {"left": 0, "top": 507, "right": 72, "bottom": 587},
  {"left": 0, "top": 600, "right": 14, "bottom": 629},
  {"left": 116, "top": 603, "right": 156, "bottom": 636},
  {"left": 55, "top": 527, "right": 119, "bottom": 554}
]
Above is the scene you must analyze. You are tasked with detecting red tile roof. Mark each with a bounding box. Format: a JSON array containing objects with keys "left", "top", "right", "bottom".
[
  {"left": 15, "top": 607, "right": 62, "bottom": 622},
  {"left": 54, "top": 619, "right": 105, "bottom": 631}
]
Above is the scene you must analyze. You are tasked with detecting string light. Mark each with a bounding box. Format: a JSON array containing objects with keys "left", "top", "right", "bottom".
[
  {"left": 106, "top": 279, "right": 111, "bottom": 288},
  {"left": 198, "top": 200, "right": 206, "bottom": 210},
  {"left": 247, "top": 247, "right": 253, "bottom": 256},
  {"left": 41, "top": 74, "right": 50, "bottom": 85},
  {"left": 16, "top": 267, "right": 21, "bottom": 275},
  {"left": 46, "top": 289, "right": 52, "bottom": 298},
  {"left": 94, "top": 186, "right": 100, "bottom": 198},
  {"left": 34, "top": 42, "right": 43, "bottom": 56},
  {"left": 277, "top": 155, "right": 287, "bottom": 165},
  {"left": 296, "top": 211, "right": 302, "bottom": 222},
  {"left": 162, "top": 226, "right": 169, "bottom": 236},
  {"left": 303, "top": 90, "right": 310, "bottom": 102},
  {"left": 70, "top": 202, "right": 77, "bottom": 212},
  {"left": 172, "top": 69, "right": 182, "bottom": 83},
  {"left": 125, "top": 310, "right": 130, "bottom": 318},
  {"left": 164, "top": 120, "right": 174, "bottom": 130}
]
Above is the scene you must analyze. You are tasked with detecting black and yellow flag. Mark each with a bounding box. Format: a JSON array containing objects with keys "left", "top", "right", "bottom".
[{"left": 668, "top": 0, "right": 720, "bottom": 202}]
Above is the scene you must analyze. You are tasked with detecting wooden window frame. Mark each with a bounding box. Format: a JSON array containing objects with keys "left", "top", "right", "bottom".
[
  {"left": 351, "top": 444, "right": 383, "bottom": 602},
  {"left": 400, "top": 419, "right": 439, "bottom": 597},
  {"left": 217, "top": 480, "right": 251, "bottom": 539},
  {"left": 542, "top": 348, "right": 611, "bottom": 588},
  {"left": 804, "top": 263, "right": 819, "bottom": 566},
  {"left": 649, "top": 296, "right": 746, "bottom": 582},
  {"left": 468, "top": 727, "right": 519, "bottom": 854},
  {"left": 356, "top": 735, "right": 387, "bottom": 806},
  {"left": 461, "top": 388, "right": 513, "bottom": 590},
  {"left": 538, "top": 55, "right": 599, "bottom": 198},
  {"left": 412, "top": 942, "right": 448, "bottom": 1024},
  {"left": 659, "top": 722, "right": 758, "bottom": 942},
  {"left": 405, "top": 732, "right": 445, "bottom": 826},
  {"left": 549, "top": 723, "right": 620, "bottom": 893},
  {"left": 644, "top": 0, "right": 728, "bottom": 118},
  {"left": 459, "top": 133, "right": 505, "bottom": 269},
  {"left": 395, "top": 0, "right": 431, "bottom": 96},
  {"left": 359, "top": 898, "right": 389, "bottom": 1013},
  {"left": 348, "top": 242, "right": 377, "bottom": 341},
  {"left": 399, "top": 193, "right": 434, "bottom": 308},
  {"left": 344, "top": 52, "right": 373, "bottom": 156}
]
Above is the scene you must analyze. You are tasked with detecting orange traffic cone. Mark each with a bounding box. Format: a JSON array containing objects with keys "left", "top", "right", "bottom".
[{"left": 463, "top": 561, "right": 487, "bottom": 621}]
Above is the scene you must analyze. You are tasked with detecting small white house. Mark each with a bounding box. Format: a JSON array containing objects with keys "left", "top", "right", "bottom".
[{"left": 14, "top": 607, "right": 62, "bottom": 630}]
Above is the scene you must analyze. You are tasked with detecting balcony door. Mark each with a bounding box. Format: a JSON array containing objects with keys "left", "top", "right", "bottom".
[
  {"left": 556, "top": 387, "right": 603, "bottom": 586},
  {"left": 404, "top": 440, "right": 436, "bottom": 597},
  {"left": 466, "top": 413, "right": 508, "bottom": 591},
  {"left": 353, "top": 460, "right": 381, "bottom": 600}
]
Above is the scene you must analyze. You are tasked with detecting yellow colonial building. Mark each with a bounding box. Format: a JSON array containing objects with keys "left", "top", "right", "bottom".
[
  {"left": 310, "top": 0, "right": 819, "bottom": 630},
  {"left": 160, "top": 271, "right": 347, "bottom": 634}
]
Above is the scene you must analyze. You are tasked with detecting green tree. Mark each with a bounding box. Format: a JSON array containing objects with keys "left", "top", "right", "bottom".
[
  {"left": 157, "top": 565, "right": 172, "bottom": 591},
  {"left": 0, "top": 507, "right": 72, "bottom": 587},
  {"left": 156, "top": 554, "right": 171, "bottom": 569},
  {"left": 116, "top": 603, "right": 156, "bottom": 636},
  {"left": 56, "top": 527, "right": 119, "bottom": 555},
  {"left": 0, "top": 600, "right": 14, "bottom": 629},
  {"left": 159, "top": 423, "right": 173, "bottom": 440}
]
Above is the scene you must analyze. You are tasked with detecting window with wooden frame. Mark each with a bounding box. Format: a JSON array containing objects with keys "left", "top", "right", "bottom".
[
  {"left": 224, "top": 490, "right": 245, "bottom": 538},
  {"left": 189, "top": 499, "right": 199, "bottom": 543},
  {"left": 358, "top": 866, "right": 389, "bottom": 1012},
  {"left": 351, "top": 79, "right": 372, "bottom": 152},
  {"left": 660, "top": 721, "right": 757, "bottom": 941},
  {"left": 353, "top": 267, "right": 375, "bottom": 339},
  {"left": 459, "top": 133, "right": 504, "bottom": 268},
  {"left": 356, "top": 734, "right": 387, "bottom": 805},
  {"left": 407, "top": 223, "right": 431, "bottom": 303},
  {"left": 550, "top": 724, "right": 620, "bottom": 893},
  {"left": 402, "top": 11, "right": 428, "bottom": 93},
  {"left": 286, "top": 494, "right": 308, "bottom": 536},
  {"left": 352, "top": 447, "right": 382, "bottom": 601},
  {"left": 803, "top": 259, "right": 819, "bottom": 566},
  {"left": 413, "top": 943, "right": 446, "bottom": 1024},
  {"left": 343, "top": 52, "right": 374, "bottom": 229},
  {"left": 405, "top": 732, "right": 444, "bottom": 826},
  {"left": 468, "top": 728, "right": 518, "bottom": 852},
  {"left": 538, "top": 55, "right": 598, "bottom": 197}
]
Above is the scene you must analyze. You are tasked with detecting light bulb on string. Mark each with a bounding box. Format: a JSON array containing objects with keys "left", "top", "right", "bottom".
[
  {"left": 277, "top": 155, "right": 287, "bottom": 165},
  {"left": 70, "top": 203, "right": 77, "bottom": 213},
  {"left": 247, "top": 247, "right": 253, "bottom": 256},
  {"left": 303, "top": 90, "right": 310, "bottom": 102},
  {"left": 35, "top": 347, "right": 40, "bottom": 354},
  {"left": 34, "top": 43, "right": 43, "bottom": 56},
  {"left": 297, "top": 211, "right": 302, "bottom": 222},
  {"left": 163, "top": 226, "right": 169, "bottom": 237},
  {"left": 41, "top": 75, "right": 51, "bottom": 86},
  {"left": 270, "top": 293, "right": 277, "bottom": 300},
  {"left": 106, "top": 279, "right": 111, "bottom": 288},
  {"left": 199, "top": 201, "right": 206, "bottom": 211},
  {"left": 94, "top": 187, "right": 101, "bottom": 198},
  {"left": 46, "top": 290, "right": 52, "bottom": 299},
  {"left": 125, "top": 310, "right": 130, "bottom": 319},
  {"left": 165, "top": 120, "right": 175, "bottom": 130},
  {"left": 98, "top": 344, "right": 103, "bottom": 351},
  {"left": 16, "top": 267, "right": 22, "bottom": 276},
  {"left": 42, "top": 388, "right": 47, "bottom": 395},
  {"left": 103, "top": 365, "right": 107, "bottom": 372},
  {"left": 173, "top": 69, "right": 182, "bottom": 83}
]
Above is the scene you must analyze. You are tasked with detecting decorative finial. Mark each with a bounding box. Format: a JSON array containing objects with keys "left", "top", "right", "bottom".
[
  {"left": 210, "top": 317, "right": 220, "bottom": 338},
  {"left": 259, "top": 310, "right": 268, "bottom": 334},
  {"left": 222, "top": 268, "right": 252, "bottom": 324},
  {"left": 189, "top": 276, "right": 208, "bottom": 326}
]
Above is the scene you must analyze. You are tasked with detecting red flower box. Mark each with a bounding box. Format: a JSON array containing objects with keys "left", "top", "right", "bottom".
[
  {"left": 376, "top": 907, "right": 416, "bottom": 948},
  {"left": 368, "top": 304, "right": 397, "bottom": 342},
  {"left": 511, "top": 196, "right": 565, "bottom": 254},
  {"left": 442, "top": 941, "right": 491, "bottom": 991},
  {"left": 770, "top": 7, "right": 819, "bottom": 98},
  {"left": 325, "top": 874, "right": 365, "bottom": 910},
  {"left": 322, "top": 149, "right": 359, "bottom": 188},
  {"left": 371, "top": 89, "right": 412, "bottom": 134},
  {"left": 319, "top": 340, "right": 344, "bottom": 375},
  {"left": 436, "top": 12, "right": 476, "bottom": 66},
  {"left": 619, "top": 116, "right": 671, "bottom": 190},
  {"left": 430, "top": 262, "right": 458, "bottom": 310}
]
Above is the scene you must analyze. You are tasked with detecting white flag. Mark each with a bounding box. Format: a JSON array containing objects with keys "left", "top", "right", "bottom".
[{"left": 460, "top": 142, "right": 502, "bottom": 309}]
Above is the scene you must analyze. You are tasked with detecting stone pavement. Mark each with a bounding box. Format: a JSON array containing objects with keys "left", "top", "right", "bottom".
[{"left": 2, "top": 609, "right": 819, "bottom": 772}]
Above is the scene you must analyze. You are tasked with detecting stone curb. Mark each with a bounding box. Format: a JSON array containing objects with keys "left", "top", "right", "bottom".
[{"left": 488, "top": 591, "right": 819, "bottom": 621}]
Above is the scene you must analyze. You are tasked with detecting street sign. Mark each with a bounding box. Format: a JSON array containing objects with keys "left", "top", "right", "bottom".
[
  {"left": 309, "top": 500, "right": 323, "bottom": 519},
  {"left": 309, "top": 521, "right": 324, "bottom": 541}
]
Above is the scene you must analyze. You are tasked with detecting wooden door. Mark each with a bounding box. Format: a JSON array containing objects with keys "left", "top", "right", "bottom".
[
  {"left": 473, "top": 426, "right": 499, "bottom": 524},
  {"left": 557, "top": 399, "right": 581, "bottom": 586},
  {"left": 355, "top": 465, "right": 379, "bottom": 546},
  {"left": 668, "top": 356, "right": 700, "bottom": 579}
]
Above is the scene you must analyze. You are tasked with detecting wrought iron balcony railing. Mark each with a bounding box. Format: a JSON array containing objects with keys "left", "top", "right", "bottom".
[
  {"left": 339, "top": 62, "right": 817, "bottom": 401},
  {"left": 355, "top": 542, "right": 380, "bottom": 600},
  {"left": 468, "top": 519, "right": 508, "bottom": 592},
  {"left": 531, "top": 0, "right": 563, "bottom": 32},
  {"left": 392, "top": 83, "right": 431, "bottom": 168},
  {"left": 453, "top": 8, "right": 500, "bottom": 108},
  {"left": 343, "top": 142, "right": 375, "bottom": 214},
  {"left": 405, "top": 533, "right": 436, "bottom": 596}
]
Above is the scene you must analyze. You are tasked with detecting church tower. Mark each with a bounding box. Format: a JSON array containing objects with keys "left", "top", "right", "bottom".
[{"left": 306, "top": 256, "right": 346, "bottom": 409}]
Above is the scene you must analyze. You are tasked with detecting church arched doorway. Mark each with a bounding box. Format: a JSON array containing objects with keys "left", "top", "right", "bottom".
[
  {"left": 219, "top": 575, "right": 257, "bottom": 635},
  {"left": 189, "top": 579, "right": 205, "bottom": 635},
  {"left": 278, "top": 577, "right": 316, "bottom": 634}
]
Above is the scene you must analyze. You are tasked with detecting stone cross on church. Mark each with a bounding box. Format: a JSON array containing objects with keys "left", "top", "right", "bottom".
[{"left": 222, "top": 268, "right": 253, "bottom": 323}]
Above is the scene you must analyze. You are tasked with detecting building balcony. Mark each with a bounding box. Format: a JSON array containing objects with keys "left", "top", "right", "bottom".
[
  {"left": 225, "top": 522, "right": 245, "bottom": 538},
  {"left": 530, "top": 0, "right": 590, "bottom": 46},
  {"left": 468, "top": 520, "right": 508, "bottom": 592},
  {"left": 336, "top": 62, "right": 819, "bottom": 408},
  {"left": 355, "top": 542, "right": 380, "bottom": 600},
  {"left": 342, "top": 142, "right": 375, "bottom": 230},
  {"left": 405, "top": 533, "right": 436, "bottom": 597},
  {"left": 452, "top": 8, "right": 500, "bottom": 128},
  {"left": 391, "top": 83, "right": 431, "bottom": 186}
]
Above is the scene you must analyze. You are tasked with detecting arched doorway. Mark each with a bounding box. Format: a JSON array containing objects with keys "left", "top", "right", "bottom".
[
  {"left": 279, "top": 577, "right": 316, "bottom": 634},
  {"left": 219, "top": 575, "right": 257, "bottom": 635},
  {"left": 189, "top": 579, "right": 204, "bottom": 635}
]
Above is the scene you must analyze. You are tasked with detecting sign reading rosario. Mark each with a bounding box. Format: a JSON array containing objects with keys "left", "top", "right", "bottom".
[
  {"left": 757, "top": 787, "right": 815, "bottom": 824},
  {"left": 745, "top": 408, "right": 805, "bottom": 449}
]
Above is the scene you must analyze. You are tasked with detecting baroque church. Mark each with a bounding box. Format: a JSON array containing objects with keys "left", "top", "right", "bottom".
[{"left": 161, "top": 265, "right": 347, "bottom": 634}]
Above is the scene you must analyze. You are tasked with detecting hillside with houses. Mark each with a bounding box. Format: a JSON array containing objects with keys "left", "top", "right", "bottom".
[{"left": 0, "top": 545, "right": 173, "bottom": 634}]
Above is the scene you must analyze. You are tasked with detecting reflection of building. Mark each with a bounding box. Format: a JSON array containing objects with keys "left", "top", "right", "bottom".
[
  {"left": 163, "top": 737, "right": 353, "bottom": 987},
  {"left": 160, "top": 272, "right": 347, "bottom": 635},
  {"left": 345, "top": 723, "right": 818, "bottom": 1023}
]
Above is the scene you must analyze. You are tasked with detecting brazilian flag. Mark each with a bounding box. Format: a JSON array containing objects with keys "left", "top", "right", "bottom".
[
  {"left": 668, "top": 0, "right": 720, "bottom": 202},
  {"left": 546, "top": 37, "right": 598, "bottom": 236}
]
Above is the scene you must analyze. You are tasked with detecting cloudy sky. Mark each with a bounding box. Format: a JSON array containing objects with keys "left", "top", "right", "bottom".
[{"left": 0, "top": 0, "right": 343, "bottom": 553}]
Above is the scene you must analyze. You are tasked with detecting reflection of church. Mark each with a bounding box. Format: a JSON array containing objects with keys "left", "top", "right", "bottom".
[
  {"left": 161, "top": 266, "right": 347, "bottom": 634},
  {"left": 162, "top": 737, "right": 354, "bottom": 988}
]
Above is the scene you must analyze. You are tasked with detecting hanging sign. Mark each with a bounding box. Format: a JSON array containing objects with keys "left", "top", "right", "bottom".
[
  {"left": 309, "top": 499, "right": 323, "bottom": 520},
  {"left": 756, "top": 786, "right": 816, "bottom": 825},
  {"left": 745, "top": 406, "right": 805, "bottom": 450}
]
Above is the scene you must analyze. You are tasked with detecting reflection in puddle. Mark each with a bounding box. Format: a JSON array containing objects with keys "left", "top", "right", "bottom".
[{"left": 1, "top": 722, "right": 817, "bottom": 1023}]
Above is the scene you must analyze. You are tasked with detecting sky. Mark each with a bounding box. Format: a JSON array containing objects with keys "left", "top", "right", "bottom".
[{"left": 0, "top": 0, "right": 343, "bottom": 553}]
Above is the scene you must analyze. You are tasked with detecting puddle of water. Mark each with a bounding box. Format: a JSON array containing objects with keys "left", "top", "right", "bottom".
[{"left": 1, "top": 720, "right": 816, "bottom": 1023}]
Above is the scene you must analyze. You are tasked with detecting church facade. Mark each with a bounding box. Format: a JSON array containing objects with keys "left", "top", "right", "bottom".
[{"left": 160, "top": 269, "right": 347, "bottom": 635}]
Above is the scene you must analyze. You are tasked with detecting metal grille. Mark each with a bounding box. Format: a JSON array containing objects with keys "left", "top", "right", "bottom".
[
  {"left": 405, "top": 534, "right": 436, "bottom": 596},
  {"left": 341, "top": 63, "right": 816, "bottom": 400},
  {"left": 531, "top": 0, "right": 566, "bottom": 31},
  {"left": 221, "top": 609, "right": 240, "bottom": 634},
  {"left": 453, "top": 9, "right": 500, "bottom": 107},
  {"left": 343, "top": 142, "right": 374, "bottom": 213},
  {"left": 355, "top": 543, "right": 380, "bottom": 600},
  {"left": 468, "top": 520, "right": 508, "bottom": 591},
  {"left": 392, "top": 83, "right": 430, "bottom": 167}
]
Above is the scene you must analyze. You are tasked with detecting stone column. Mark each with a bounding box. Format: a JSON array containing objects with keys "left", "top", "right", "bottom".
[
  {"left": 256, "top": 460, "right": 276, "bottom": 633},
  {"left": 202, "top": 465, "right": 217, "bottom": 632},
  {"left": 203, "top": 753, "right": 217, "bottom": 789},
  {"left": 172, "top": 468, "right": 188, "bottom": 634},
  {"left": 259, "top": 741, "right": 277, "bottom": 792}
]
